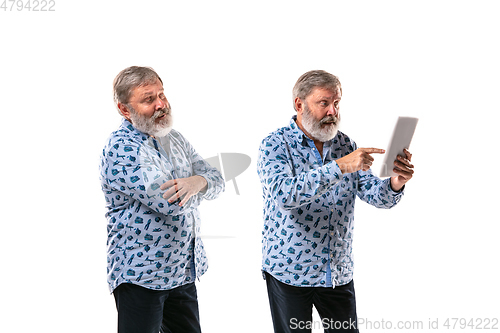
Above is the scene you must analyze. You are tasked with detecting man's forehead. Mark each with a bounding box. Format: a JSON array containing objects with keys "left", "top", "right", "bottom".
[
  {"left": 133, "top": 80, "right": 164, "bottom": 97},
  {"left": 309, "top": 86, "right": 341, "bottom": 99}
]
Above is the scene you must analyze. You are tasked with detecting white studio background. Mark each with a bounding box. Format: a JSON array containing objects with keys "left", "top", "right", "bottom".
[{"left": 1, "top": 1, "right": 498, "bottom": 332}]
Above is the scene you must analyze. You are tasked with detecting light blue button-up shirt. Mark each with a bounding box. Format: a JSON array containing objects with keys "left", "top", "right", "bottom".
[
  {"left": 100, "top": 120, "right": 224, "bottom": 292},
  {"left": 257, "top": 116, "right": 404, "bottom": 287}
]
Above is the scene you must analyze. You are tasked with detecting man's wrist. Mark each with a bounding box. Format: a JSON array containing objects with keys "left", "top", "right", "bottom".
[
  {"left": 197, "top": 175, "right": 208, "bottom": 193},
  {"left": 390, "top": 178, "right": 404, "bottom": 192}
]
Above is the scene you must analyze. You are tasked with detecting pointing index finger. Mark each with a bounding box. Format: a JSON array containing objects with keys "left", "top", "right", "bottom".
[{"left": 361, "top": 148, "right": 386, "bottom": 154}]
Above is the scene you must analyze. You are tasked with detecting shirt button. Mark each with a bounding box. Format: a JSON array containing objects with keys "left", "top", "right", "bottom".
[{"left": 330, "top": 253, "right": 334, "bottom": 258}]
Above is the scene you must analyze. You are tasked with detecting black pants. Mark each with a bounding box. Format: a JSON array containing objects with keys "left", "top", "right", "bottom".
[
  {"left": 265, "top": 272, "right": 359, "bottom": 333},
  {"left": 113, "top": 282, "right": 202, "bottom": 333}
]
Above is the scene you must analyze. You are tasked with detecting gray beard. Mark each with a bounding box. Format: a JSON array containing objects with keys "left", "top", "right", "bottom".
[
  {"left": 301, "top": 104, "right": 340, "bottom": 142},
  {"left": 129, "top": 106, "right": 173, "bottom": 138}
]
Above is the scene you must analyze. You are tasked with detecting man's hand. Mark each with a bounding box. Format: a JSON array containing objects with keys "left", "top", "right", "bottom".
[
  {"left": 390, "top": 149, "right": 414, "bottom": 192},
  {"left": 160, "top": 175, "right": 208, "bottom": 207},
  {"left": 335, "top": 148, "right": 386, "bottom": 174}
]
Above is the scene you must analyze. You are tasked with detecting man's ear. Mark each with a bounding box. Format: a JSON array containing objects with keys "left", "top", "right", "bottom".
[
  {"left": 118, "top": 103, "right": 131, "bottom": 119},
  {"left": 294, "top": 97, "right": 304, "bottom": 114}
]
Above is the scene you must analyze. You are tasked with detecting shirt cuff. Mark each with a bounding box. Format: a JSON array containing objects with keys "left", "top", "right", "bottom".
[{"left": 389, "top": 180, "right": 405, "bottom": 193}]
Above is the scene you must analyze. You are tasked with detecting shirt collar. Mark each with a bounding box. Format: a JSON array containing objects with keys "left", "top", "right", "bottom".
[
  {"left": 289, "top": 115, "right": 309, "bottom": 146},
  {"left": 120, "top": 118, "right": 151, "bottom": 142}
]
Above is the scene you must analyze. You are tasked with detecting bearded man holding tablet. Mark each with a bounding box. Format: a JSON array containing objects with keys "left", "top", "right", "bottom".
[{"left": 257, "top": 70, "right": 414, "bottom": 333}]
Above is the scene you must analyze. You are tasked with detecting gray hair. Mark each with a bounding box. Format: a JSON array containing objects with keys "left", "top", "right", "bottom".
[
  {"left": 113, "top": 66, "right": 163, "bottom": 115},
  {"left": 292, "top": 70, "right": 341, "bottom": 111}
]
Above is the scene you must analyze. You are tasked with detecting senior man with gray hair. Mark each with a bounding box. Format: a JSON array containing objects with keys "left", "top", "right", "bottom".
[
  {"left": 257, "top": 70, "right": 414, "bottom": 332},
  {"left": 100, "top": 66, "right": 224, "bottom": 333}
]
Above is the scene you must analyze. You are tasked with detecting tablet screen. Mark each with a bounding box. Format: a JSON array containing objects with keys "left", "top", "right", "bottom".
[{"left": 379, "top": 117, "right": 418, "bottom": 178}]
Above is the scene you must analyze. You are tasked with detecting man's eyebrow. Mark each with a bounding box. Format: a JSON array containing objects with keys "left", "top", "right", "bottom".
[
  {"left": 317, "top": 95, "right": 334, "bottom": 100},
  {"left": 139, "top": 89, "right": 164, "bottom": 99},
  {"left": 139, "top": 91, "right": 154, "bottom": 98}
]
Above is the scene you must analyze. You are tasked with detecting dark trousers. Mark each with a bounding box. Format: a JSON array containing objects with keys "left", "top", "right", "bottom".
[
  {"left": 113, "top": 282, "right": 202, "bottom": 333},
  {"left": 265, "top": 272, "right": 359, "bottom": 333}
]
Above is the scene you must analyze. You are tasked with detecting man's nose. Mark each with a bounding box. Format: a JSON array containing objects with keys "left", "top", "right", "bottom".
[
  {"left": 155, "top": 97, "right": 166, "bottom": 110},
  {"left": 326, "top": 104, "right": 337, "bottom": 116}
]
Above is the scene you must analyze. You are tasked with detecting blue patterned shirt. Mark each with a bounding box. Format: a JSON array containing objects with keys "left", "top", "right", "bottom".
[
  {"left": 100, "top": 120, "right": 224, "bottom": 292},
  {"left": 257, "top": 116, "right": 404, "bottom": 288}
]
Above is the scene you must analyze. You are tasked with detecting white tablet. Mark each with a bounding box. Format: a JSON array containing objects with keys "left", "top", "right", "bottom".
[{"left": 379, "top": 116, "right": 418, "bottom": 178}]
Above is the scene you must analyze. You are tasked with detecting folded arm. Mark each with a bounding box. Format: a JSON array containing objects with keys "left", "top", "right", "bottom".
[
  {"left": 102, "top": 140, "right": 198, "bottom": 216},
  {"left": 163, "top": 131, "right": 225, "bottom": 202}
]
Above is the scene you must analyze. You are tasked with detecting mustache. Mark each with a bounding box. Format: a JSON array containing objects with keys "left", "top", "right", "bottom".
[
  {"left": 151, "top": 107, "right": 171, "bottom": 121},
  {"left": 319, "top": 115, "right": 339, "bottom": 125}
]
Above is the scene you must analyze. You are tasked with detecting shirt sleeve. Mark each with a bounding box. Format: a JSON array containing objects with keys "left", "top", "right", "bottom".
[
  {"left": 257, "top": 133, "right": 343, "bottom": 210},
  {"left": 101, "top": 137, "right": 198, "bottom": 216},
  {"left": 173, "top": 131, "right": 225, "bottom": 201},
  {"left": 353, "top": 138, "right": 404, "bottom": 208}
]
